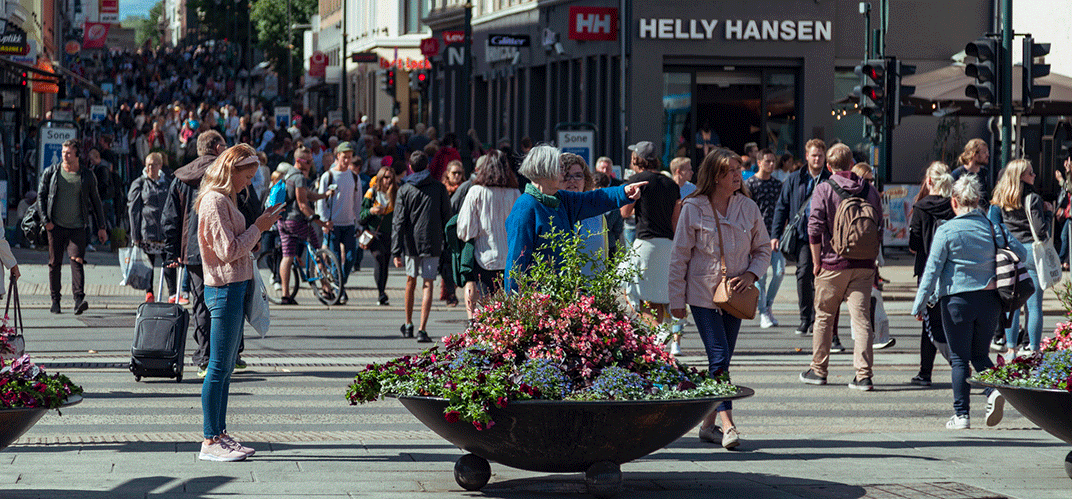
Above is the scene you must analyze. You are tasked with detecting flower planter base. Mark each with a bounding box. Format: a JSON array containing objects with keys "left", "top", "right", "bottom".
[
  {"left": 0, "top": 395, "right": 83, "bottom": 452},
  {"left": 971, "top": 381, "right": 1072, "bottom": 479},
  {"left": 399, "top": 388, "right": 754, "bottom": 497}
]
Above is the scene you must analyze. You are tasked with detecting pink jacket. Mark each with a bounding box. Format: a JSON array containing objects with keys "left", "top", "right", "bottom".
[
  {"left": 197, "top": 191, "right": 260, "bottom": 287},
  {"left": 669, "top": 193, "right": 772, "bottom": 311}
]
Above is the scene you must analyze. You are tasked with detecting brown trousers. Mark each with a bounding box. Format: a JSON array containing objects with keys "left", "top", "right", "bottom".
[{"left": 811, "top": 267, "right": 875, "bottom": 379}]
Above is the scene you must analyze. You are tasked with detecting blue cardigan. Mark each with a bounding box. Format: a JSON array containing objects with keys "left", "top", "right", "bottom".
[{"left": 504, "top": 185, "right": 631, "bottom": 291}]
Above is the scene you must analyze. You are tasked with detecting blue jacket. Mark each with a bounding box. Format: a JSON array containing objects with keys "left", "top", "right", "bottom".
[
  {"left": 771, "top": 166, "right": 831, "bottom": 242},
  {"left": 504, "top": 186, "right": 630, "bottom": 291},
  {"left": 912, "top": 209, "right": 1026, "bottom": 316}
]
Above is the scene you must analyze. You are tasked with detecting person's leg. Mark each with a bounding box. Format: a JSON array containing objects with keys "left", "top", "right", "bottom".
[
  {"left": 1023, "top": 263, "right": 1044, "bottom": 351},
  {"left": 845, "top": 268, "right": 876, "bottom": 380},
  {"left": 765, "top": 251, "right": 786, "bottom": 313},
  {"left": 164, "top": 265, "right": 177, "bottom": 297},
  {"left": 201, "top": 281, "right": 246, "bottom": 439},
  {"left": 188, "top": 265, "right": 211, "bottom": 369},
  {"left": 691, "top": 306, "right": 723, "bottom": 429},
  {"left": 47, "top": 227, "right": 69, "bottom": 304},
  {"left": 464, "top": 281, "right": 478, "bottom": 319},
  {"left": 337, "top": 225, "right": 357, "bottom": 286},
  {"left": 404, "top": 276, "right": 416, "bottom": 325},
  {"left": 146, "top": 253, "right": 157, "bottom": 293},
  {"left": 969, "top": 291, "right": 999, "bottom": 377},
  {"left": 918, "top": 303, "right": 940, "bottom": 380},
  {"left": 419, "top": 278, "right": 434, "bottom": 331},
  {"left": 1060, "top": 219, "right": 1070, "bottom": 265},
  {"left": 372, "top": 234, "right": 390, "bottom": 301},
  {"left": 810, "top": 269, "right": 847, "bottom": 377},
  {"left": 796, "top": 242, "right": 815, "bottom": 333},
  {"left": 756, "top": 265, "right": 770, "bottom": 315},
  {"left": 941, "top": 294, "right": 973, "bottom": 417},
  {"left": 67, "top": 227, "right": 88, "bottom": 305}
]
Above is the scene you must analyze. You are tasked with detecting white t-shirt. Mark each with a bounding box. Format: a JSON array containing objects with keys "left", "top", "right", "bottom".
[{"left": 317, "top": 168, "right": 360, "bottom": 227}]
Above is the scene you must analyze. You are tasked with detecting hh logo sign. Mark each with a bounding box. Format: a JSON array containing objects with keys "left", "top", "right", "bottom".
[{"left": 569, "top": 7, "right": 617, "bottom": 41}]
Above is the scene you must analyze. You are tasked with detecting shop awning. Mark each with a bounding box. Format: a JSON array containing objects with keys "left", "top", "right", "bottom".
[{"left": 49, "top": 61, "right": 105, "bottom": 98}]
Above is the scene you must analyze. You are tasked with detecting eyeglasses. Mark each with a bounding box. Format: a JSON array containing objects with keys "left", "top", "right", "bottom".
[
  {"left": 564, "top": 173, "right": 585, "bottom": 181},
  {"left": 449, "top": 170, "right": 464, "bottom": 175}
]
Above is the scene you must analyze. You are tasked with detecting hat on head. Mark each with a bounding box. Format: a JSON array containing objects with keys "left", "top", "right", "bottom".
[
  {"left": 335, "top": 142, "right": 353, "bottom": 153},
  {"left": 628, "top": 141, "right": 657, "bottom": 162}
]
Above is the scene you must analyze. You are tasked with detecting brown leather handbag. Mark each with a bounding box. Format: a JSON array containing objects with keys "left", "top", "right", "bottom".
[{"left": 710, "top": 201, "right": 759, "bottom": 320}]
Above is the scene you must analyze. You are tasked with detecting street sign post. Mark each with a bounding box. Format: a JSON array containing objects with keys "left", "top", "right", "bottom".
[
  {"left": 90, "top": 105, "right": 107, "bottom": 122},
  {"left": 274, "top": 106, "right": 291, "bottom": 129},
  {"left": 555, "top": 124, "right": 597, "bottom": 167},
  {"left": 38, "top": 125, "right": 78, "bottom": 174}
]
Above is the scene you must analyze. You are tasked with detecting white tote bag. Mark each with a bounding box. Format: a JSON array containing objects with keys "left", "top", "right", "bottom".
[
  {"left": 1027, "top": 194, "right": 1062, "bottom": 290},
  {"left": 119, "top": 245, "right": 153, "bottom": 290},
  {"left": 245, "top": 254, "right": 271, "bottom": 338}
]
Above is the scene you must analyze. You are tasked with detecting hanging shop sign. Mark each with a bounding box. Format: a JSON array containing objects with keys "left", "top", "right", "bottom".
[
  {"left": 569, "top": 7, "right": 618, "bottom": 41},
  {"left": 38, "top": 126, "right": 79, "bottom": 173},
  {"left": 0, "top": 29, "right": 28, "bottom": 56},
  {"left": 638, "top": 18, "right": 832, "bottom": 41}
]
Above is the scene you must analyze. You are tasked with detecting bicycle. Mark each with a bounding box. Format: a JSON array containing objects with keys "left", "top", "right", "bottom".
[{"left": 256, "top": 230, "right": 344, "bottom": 306}]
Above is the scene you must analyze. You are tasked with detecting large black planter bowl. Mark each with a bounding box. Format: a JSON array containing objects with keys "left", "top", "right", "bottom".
[
  {"left": 398, "top": 387, "right": 755, "bottom": 497},
  {"left": 970, "top": 380, "right": 1072, "bottom": 479},
  {"left": 0, "top": 395, "right": 83, "bottom": 452}
]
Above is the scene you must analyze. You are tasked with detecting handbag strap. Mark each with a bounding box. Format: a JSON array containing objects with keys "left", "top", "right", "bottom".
[
  {"left": 709, "top": 197, "right": 728, "bottom": 275},
  {"left": 1024, "top": 193, "right": 1046, "bottom": 243},
  {"left": 4, "top": 278, "right": 23, "bottom": 336}
]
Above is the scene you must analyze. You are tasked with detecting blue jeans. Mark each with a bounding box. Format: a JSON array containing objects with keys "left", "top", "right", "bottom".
[
  {"left": 757, "top": 251, "right": 785, "bottom": 314},
  {"left": 941, "top": 289, "right": 997, "bottom": 416},
  {"left": 327, "top": 225, "right": 358, "bottom": 286},
  {"left": 1005, "top": 245, "right": 1043, "bottom": 350},
  {"left": 692, "top": 306, "right": 742, "bottom": 413},
  {"left": 1060, "top": 219, "right": 1070, "bottom": 263},
  {"left": 202, "top": 280, "right": 247, "bottom": 439}
]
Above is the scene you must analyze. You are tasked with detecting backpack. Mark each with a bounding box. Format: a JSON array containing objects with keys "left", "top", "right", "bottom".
[
  {"left": 265, "top": 179, "right": 287, "bottom": 208},
  {"left": 827, "top": 180, "right": 881, "bottom": 260}
]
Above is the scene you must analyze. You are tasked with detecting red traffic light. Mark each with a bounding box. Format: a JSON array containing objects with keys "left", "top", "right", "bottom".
[{"left": 417, "top": 72, "right": 427, "bottom": 82}]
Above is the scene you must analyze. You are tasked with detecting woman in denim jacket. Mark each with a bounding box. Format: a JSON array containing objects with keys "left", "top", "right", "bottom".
[{"left": 912, "top": 176, "right": 1025, "bottom": 430}]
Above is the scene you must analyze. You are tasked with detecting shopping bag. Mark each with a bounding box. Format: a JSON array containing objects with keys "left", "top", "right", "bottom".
[
  {"left": 1026, "top": 195, "right": 1061, "bottom": 290},
  {"left": 245, "top": 254, "right": 270, "bottom": 338},
  {"left": 1, "top": 279, "right": 26, "bottom": 362},
  {"left": 119, "top": 245, "right": 153, "bottom": 290}
]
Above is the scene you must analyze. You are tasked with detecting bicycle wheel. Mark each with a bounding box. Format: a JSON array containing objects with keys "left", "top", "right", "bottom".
[
  {"left": 257, "top": 250, "right": 298, "bottom": 304},
  {"left": 311, "top": 248, "right": 343, "bottom": 305}
]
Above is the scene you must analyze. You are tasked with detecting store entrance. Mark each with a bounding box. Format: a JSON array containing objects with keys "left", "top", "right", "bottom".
[{"left": 662, "top": 67, "right": 799, "bottom": 167}]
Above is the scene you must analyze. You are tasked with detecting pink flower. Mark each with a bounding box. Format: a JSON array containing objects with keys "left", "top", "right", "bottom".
[{"left": 444, "top": 410, "right": 460, "bottom": 423}]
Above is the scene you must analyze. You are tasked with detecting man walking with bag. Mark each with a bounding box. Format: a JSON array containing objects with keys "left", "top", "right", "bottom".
[
  {"left": 799, "top": 143, "right": 883, "bottom": 390},
  {"left": 318, "top": 142, "right": 362, "bottom": 304},
  {"left": 39, "top": 139, "right": 109, "bottom": 314}
]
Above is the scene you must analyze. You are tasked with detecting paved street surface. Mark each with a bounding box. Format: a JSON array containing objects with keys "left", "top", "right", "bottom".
[{"left": 2, "top": 247, "right": 1070, "bottom": 498}]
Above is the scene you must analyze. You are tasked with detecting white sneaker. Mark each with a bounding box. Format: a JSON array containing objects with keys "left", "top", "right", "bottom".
[
  {"left": 198, "top": 439, "right": 248, "bottom": 461},
  {"left": 985, "top": 391, "right": 1005, "bottom": 427},
  {"left": 669, "top": 340, "right": 680, "bottom": 355},
  {"left": 946, "top": 414, "right": 970, "bottom": 430},
  {"left": 759, "top": 312, "right": 775, "bottom": 329},
  {"left": 219, "top": 432, "right": 255, "bottom": 456},
  {"left": 722, "top": 426, "right": 741, "bottom": 449}
]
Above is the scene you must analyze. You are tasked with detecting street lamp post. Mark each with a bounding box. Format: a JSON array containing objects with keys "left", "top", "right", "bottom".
[{"left": 286, "top": 0, "right": 292, "bottom": 104}]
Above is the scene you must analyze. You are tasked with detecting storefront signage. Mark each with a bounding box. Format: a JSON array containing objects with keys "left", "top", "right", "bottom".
[
  {"left": 420, "top": 37, "right": 440, "bottom": 57},
  {"left": 446, "top": 46, "right": 466, "bottom": 66},
  {"left": 485, "top": 46, "right": 518, "bottom": 63},
  {"left": 638, "top": 19, "right": 832, "bottom": 41},
  {"left": 881, "top": 184, "right": 919, "bottom": 247},
  {"left": 274, "top": 106, "right": 291, "bottom": 129},
  {"left": 557, "top": 130, "right": 595, "bottom": 166},
  {"left": 99, "top": 0, "right": 120, "bottom": 23},
  {"left": 0, "top": 30, "right": 28, "bottom": 55},
  {"left": 351, "top": 52, "right": 379, "bottom": 63},
  {"left": 309, "top": 51, "right": 327, "bottom": 77},
  {"left": 90, "top": 105, "right": 107, "bottom": 121},
  {"left": 488, "top": 34, "right": 530, "bottom": 47},
  {"left": 444, "top": 31, "right": 465, "bottom": 45},
  {"left": 83, "top": 22, "right": 110, "bottom": 49},
  {"left": 569, "top": 7, "right": 617, "bottom": 41}
]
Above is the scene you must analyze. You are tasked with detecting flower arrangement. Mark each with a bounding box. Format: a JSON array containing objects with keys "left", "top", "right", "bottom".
[
  {"left": 347, "top": 227, "right": 738, "bottom": 427},
  {"left": 972, "top": 321, "right": 1072, "bottom": 391},
  {"left": 0, "top": 326, "right": 83, "bottom": 412}
]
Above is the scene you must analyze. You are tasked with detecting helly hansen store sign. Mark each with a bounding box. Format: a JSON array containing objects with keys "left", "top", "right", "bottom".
[{"left": 639, "top": 18, "right": 832, "bottom": 41}]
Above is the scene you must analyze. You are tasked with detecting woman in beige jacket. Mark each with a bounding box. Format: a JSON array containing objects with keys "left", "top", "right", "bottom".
[{"left": 669, "top": 148, "right": 771, "bottom": 450}]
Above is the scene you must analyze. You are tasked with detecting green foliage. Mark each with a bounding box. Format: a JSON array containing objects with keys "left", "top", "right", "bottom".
[
  {"left": 931, "top": 115, "right": 966, "bottom": 166},
  {"left": 134, "top": 1, "right": 165, "bottom": 47},
  {"left": 250, "top": 0, "right": 318, "bottom": 91}
]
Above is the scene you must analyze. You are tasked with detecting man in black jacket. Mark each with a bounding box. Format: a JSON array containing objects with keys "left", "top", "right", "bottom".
[
  {"left": 39, "top": 139, "right": 109, "bottom": 314},
  {"left": 392, "top": 151, "right": 449, "bottom": 344},
  {"left": 771, "top": 138, "right": 831, "bottom": 336},
  {"left": 162, "top": 130, "right": 262, "bottom": 377}
]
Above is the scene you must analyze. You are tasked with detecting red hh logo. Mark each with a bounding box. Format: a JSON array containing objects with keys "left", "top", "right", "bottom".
[
  {"left": 420, "top": 37, "right": 440, "bottom": 57},
  {"left": 568, "top": 7, "right": 617, "bottom": 41},
  {"left": 443, "top": 31, "right": 466, "bottom": 45}
]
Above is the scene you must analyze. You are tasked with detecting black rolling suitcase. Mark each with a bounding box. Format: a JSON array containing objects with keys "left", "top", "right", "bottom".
[{"left": 129, "top": 267, "right": 189, "bottom": 383}]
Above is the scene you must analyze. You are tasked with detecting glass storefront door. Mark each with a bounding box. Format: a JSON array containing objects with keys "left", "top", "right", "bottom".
[{"left": 662, "top": 66, "right": 799, "bottom": 166}]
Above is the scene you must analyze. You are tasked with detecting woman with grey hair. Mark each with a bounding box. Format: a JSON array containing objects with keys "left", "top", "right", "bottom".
[
  {"left": 504, "top": 145, "right": 647, "bottom": 290},
  {"left": 912, "top": 176, "right": 1025, "bottom": 430}
]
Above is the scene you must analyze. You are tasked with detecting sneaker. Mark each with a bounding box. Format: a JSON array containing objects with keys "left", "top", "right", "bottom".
[
  {"left": 219, "top": 432, "right": 255, "bottom": 456},
  {"left": 74, "top": 299, "right": 89, "bottom": 315},
  {"left": 669, "top": 340, "right": 680, "bottom": 355},
  {"left": 698, "top": 425, "right": 722, "bottom": 443},
  {"left": 1018, "top": 345, "right": 1035, "bottom": 357},
  {"left": 799, "top": 369, "right": 827, "bottom": 385},
  {"left": 990, "top": 335, "right": 1006, "bottom": 352},
  {"left": 145, "top": 292, "right": 155, "bottom": 303},
  {"left": 378, "top": 294, "right": 390, "bottom": 306},
  {"left": 946, "top": 414, "right": 970, "bottom": 430},
  {"left": 178, "top": 293, "right": 190, "bottom": 305},
  {"left": 848, "top": 376, "right": 874, "bottom": 391},
  {"left": 874, "top": 338, "right": 896, "bottom": 350},
  {"left": 909, "top": 375, "right": 932, "bottom": 387},
  {"left": 338, "top": 290, "right": 348, "bottom": 305},
  {"left": 721, "top": 426, "right": 740, "bottom": 450},
  {"left": 197, "top": 365, "right": 208, "bottom": 378},
  {"left": 416, "top": 330, "right": 433, "bottom": 343},
  {"left": 234, "top": 357, "right": 247, "bottom": 370},
  {"left": 795, "top": 327, "right": 810, "bottom": 335},
  {"left": 830, "top": 336, "right": 845, "bottom": 353},
  {"left": 198, "top": 439, "right": 248, "bottom": 462},
  {"left": 401, "top": 324, "right": 414, "bottom": 338},
  {"left": 759, "top": 312, "right": 775, "bottom": 329},
  {"left": 272, "top": 282, "right": 283, "bottom": 292},
  {"left": 985, "top": 391, "right": 1005, "bottom": 427},
  {"left": 279, "top": 296, "right": 298, "bottom": 305},
  {"left": 50, "top": 301, "right": 61, "bottom": 314}
]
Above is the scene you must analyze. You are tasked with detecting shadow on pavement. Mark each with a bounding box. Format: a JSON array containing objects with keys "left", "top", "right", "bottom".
[
  {"left": 479, "top": 471, "right": 868, "bottom": 498},
  {"left": 4, "top": 475, "right": 236, "bottom": 498}
]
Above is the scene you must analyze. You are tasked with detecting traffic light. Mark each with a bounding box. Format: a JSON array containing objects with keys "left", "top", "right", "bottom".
[
  {"left": 1023, "top": 36, "right": 1051, "bottom": 110},
  {"left": 19, "top": 72, "right": 28, "bottom": 88},
  {"left": 410, "top": 70, "right": 429, "bottom": 92},
  {"left": 380, "top": 69, "right": 396, "bottom": 95},
  {"left": 890, "top": 59, "right": 916, "bottom": 127},
  {"left": 854, "top": 59, "right": 886, "bottom": 128},
  {"left": 965, "top": 36, "right": 1001, "bottom": 111}
]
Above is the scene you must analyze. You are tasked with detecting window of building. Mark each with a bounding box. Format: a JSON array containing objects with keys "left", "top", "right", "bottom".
[{"left": 404, "top": 0, "right": 431, "bottom": 34}]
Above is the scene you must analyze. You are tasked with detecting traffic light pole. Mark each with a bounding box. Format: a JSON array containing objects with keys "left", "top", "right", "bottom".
[
  {"left": 460, "top": 3, "right": 473, "bottom": 170},
  {"left": 1000, "top": 0, "right": 1013, "bottom": 169}
]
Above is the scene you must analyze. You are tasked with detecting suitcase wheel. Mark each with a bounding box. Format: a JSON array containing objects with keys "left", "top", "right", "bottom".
[
  {"left": 175, "top": 373, "right": 183, "bottom": 383},
  {"left": 134, "top": 375, "right": 141, "bottom": 382}
]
